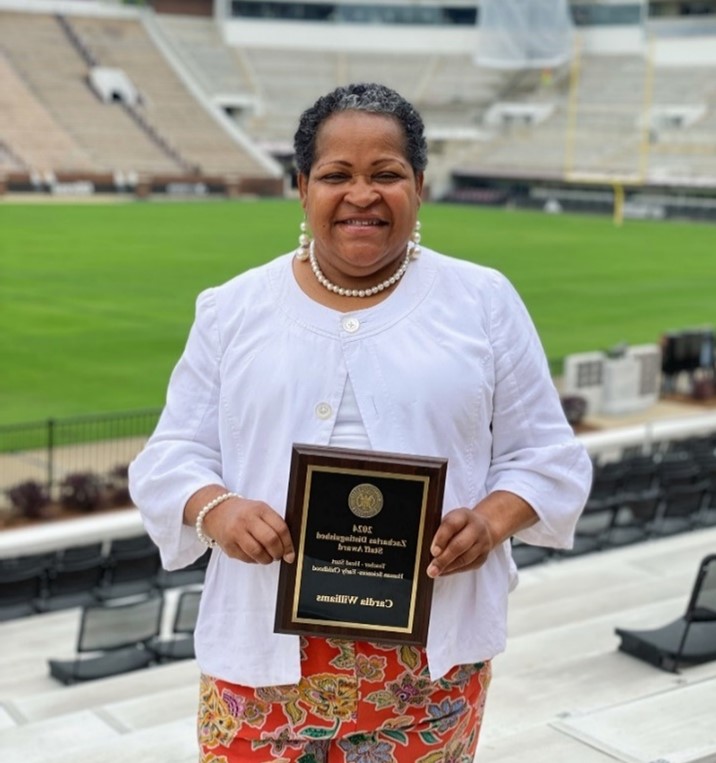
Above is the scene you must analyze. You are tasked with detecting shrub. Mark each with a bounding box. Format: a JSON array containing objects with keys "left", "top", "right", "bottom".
[
  {"left": 59, "top": 472, "right": 104, "bottom": 512},
  {"left": 7, "top": 480, "right": 51, "bottom": 519}
]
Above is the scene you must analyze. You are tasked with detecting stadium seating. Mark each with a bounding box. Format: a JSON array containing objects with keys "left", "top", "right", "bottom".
[
  {"left": 510, "top": 539, "right": 552, "bottom": 568},
  {"left": 156, "top": 549, "right": 210, "bottom": 590},
  {"left": 0, "top": 54, "right": 97, "bottom": 175},
  {"left": 35, "top": 543, "right": 106, "bottom": 613},
  {"left": 0, "top": 11, "right": 180, "bottom": 176},
  {"left": 3, "top": 7, "right": 716, "bottom": 195},
  {"left": 2, "top": 528, "right": 715, "bottom": 762},
  {"left": 0, "top": 533, "right": 207, "bottom": 621},
  {"left": 0, "top": 552, "right": 54, "bottom": 622},
  {"left": 153, "top": 15, "right": 254, "bottom": 99},
  {"left": 615, "top": 553, "right": 716, "bottom": 672},
  {"left": 69, "top": 15, "right": 271, "bottom": 177},
  {"left": 48, "top": 592, "right": 164, "bottom": 685},
  {"left": 150, "top": 588, "right": 200, "bottom": 662},
  {"left": 609, "top": 488, "right": 663, "bottom": 546},
  {"left": 95, "top": 534, "right": 163, "bottom": 601}
]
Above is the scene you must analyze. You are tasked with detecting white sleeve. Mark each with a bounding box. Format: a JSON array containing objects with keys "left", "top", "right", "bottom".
[
  {"left": 485, "top": 273, "right": 593, "bottom": 548},
  {"left": 128, "top": 288, "right": 225, "bottom": 569}
]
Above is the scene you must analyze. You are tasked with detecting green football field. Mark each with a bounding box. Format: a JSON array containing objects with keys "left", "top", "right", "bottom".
[{"left": 1, "top": 199, "right": 714, "bottom": 427}]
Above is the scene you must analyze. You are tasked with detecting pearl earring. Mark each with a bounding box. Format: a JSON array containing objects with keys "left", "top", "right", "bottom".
[
  {"left": 408, "top": 220, "right": 422, "bottom": 258},
  {"left": 296, "top": 220, "right": 311, "bottom": 261}
]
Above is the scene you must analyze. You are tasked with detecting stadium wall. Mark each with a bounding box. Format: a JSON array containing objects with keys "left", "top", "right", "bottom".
[
  {"left": 0, "top": 0, "right": 140, "bottom": 19},
  {"left": 654, "top": 34, "right": 716, "bottom": 64},
  {"left": 219, "top": 15, "right": 645, "bottom": 56}
]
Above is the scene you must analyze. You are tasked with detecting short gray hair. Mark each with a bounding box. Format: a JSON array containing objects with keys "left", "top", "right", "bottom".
[{"left": 293, "top": 82, "right": 428, "bottom": 176}]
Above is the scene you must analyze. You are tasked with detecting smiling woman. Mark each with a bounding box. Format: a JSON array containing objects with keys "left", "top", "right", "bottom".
[
  {"left": 295, "top": 107, "right": 424, "bottom": 306},
  {"left": 291, "top": 83, "right": 427, "bottom": 309},
  {"left": 128, "top": 82, "right": 592, "bottom": 762}
]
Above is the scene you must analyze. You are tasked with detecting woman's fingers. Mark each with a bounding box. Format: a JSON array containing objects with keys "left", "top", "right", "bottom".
[
  {"left": 427, "top": 509, "right": 494, "bottom": 578},
  {"left": 209, "top": 498, "right": 295, "bottom": 564}
]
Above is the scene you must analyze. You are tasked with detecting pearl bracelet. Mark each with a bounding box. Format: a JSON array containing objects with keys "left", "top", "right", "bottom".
[{"left": 195, "top": 492, "right": 240, "bottom": 548}]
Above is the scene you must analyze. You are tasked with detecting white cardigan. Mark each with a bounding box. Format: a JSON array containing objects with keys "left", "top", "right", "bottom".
[{"left": 129, "top": 247, "right": 592, "bottom": 686}]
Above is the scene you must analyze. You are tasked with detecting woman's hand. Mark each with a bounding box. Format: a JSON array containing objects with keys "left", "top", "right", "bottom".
[
  {"left": 205, "top": 497, "right": 295, "bottom": 565},
  {"left": 427, "top": 491, "right": 538, "bottom": 578},
  {"left": 426, "top": 509, "right": 495, "bottom": 578},
  {"left": 186, "top": 487, "right": 295, "bottom": 565}
]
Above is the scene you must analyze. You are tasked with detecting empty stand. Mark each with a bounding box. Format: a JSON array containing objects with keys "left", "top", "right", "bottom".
[
  {"left": 48, "top": 592, "right": 164, "bottom": 685},
  {"left": 609, "top": 488, "right": 662, "bottom": 546},
  {"left": 0, "top": 52, "right": 96, "bottom": 174},
  {"left": 0, "top": 531, "right": 209, "bottom": 622},
  {"left": 69, "top": 15, "right": 272, "bottom": 177},
  {"left": 156, "top": 549, "right": 209, "bottom": 590},
  {"left": 510, "top": 539, "right": 552, "bottom": 568},
  {"left": 97, "top": 534, "right": 162, "bottom": 600},
  {"left": 0, "top": 553, "right": 53, "bottom": 622},
  {"left": 615, "top": 553, "right": 716, "bottom": 672},
  {"left": 150, "top": 588, "right": 200, "bottom": 662},
  {"left": 0, "top": 11, "right": 181, "bottom": 176},
  {"left": 4, "top": 8, "right": 716, "bottom": 190},
  {"left": 2, "top": 527, "right": 716, "bottom": 762},
  {"left": 35, "top": 543, "right": 105, "bottom": 613},
  {"left": 241, "top": 47, "right": 339, "bottom": 148},
  {"left": 558, "top": 502, "right": 618, "bottom": 556},
  {"left": 0, "top": 10, "right": 280, "bottom": 184},
  {"left": 653, "top": 480, "right": 710, "bottom": 536},
  {"left": 154, "top": 15, "right": 255, "bottom": 100}
]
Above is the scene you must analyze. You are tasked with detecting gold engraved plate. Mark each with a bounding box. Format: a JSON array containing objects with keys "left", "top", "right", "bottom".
[{"left": 348, "top": 483, "right": 384, "bottom": 518}]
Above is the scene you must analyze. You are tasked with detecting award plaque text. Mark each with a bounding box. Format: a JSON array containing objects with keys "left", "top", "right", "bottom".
[{"left": 275, "top": 444, "right": 447, "bottom": 646}]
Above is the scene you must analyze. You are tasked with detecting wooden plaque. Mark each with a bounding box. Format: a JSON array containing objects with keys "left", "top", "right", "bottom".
[{"left": 275, "top": 444, "right": 447, "bottom": 646}]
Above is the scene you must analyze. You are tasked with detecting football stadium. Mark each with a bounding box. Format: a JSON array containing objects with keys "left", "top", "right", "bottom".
[{"left": 1, "top": 1, "right": 715, "bottom": 761}]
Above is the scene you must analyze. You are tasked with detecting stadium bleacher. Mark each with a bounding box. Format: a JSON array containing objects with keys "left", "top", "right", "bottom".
[
  {"left": 1, "top": 398, "right": 715, "bottom": 761},
  {"left": 2, "top": 2, "right": 716, "bottom": 201},
  {"left": 0, "top": 10, "right": 181, "bottom": 177},
  {"left": 1, "top": 523, "right": 715, "bottom": 762}
]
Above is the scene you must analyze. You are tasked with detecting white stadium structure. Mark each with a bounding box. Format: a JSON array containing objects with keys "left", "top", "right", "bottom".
[{"left": 1, "top": 0, "right": 716, "bottom": 216}]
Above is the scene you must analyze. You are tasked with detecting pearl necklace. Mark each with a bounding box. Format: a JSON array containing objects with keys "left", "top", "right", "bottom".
[{"left": 308, "top": 241, "right": 416, "bottom": 298}]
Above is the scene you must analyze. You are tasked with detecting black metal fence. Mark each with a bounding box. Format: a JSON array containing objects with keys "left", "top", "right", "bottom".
[{"left": 0, "top": 409, "right": 161, "bottom": 510}]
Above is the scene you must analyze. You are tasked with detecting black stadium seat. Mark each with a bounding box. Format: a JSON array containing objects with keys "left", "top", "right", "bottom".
[
  {"left": 48, "top": 592, "right": 164, "bottom": 685},
  {"left": 615, "top": 554, "right": 716, "bottom": 672}
]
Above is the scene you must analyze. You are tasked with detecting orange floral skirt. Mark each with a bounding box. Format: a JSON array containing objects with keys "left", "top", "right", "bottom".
[{"left": 198, "top": 636, "right": 491, "bottom": 762}]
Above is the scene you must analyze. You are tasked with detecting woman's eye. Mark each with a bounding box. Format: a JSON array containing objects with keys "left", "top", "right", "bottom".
[
  {"left": 322, "top": 173, "right": 348, "bottom": 183},
  {"left": 375, "top": 173, "right": 401, "bottom": 182}
]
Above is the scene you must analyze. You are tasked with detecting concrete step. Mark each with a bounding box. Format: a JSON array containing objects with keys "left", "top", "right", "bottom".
[
  {"left": 1, "top": 664, "right": 200, "bottom": 763},
  {"left": 7, "top": 660, "right": 199, "bottom": 724},
  {"left": 0, "top": 527, "right": 714, "bottom": 763},
  {"left": 2, "top": 712, "right": 197, "bottom": 763}
]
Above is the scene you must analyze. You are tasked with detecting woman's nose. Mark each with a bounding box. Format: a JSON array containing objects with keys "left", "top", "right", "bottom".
[{"left": 345, "top": 176, "right": 379, "bottom": 206}]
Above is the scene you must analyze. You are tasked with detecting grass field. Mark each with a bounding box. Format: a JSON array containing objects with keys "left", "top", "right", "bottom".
[{"left": 1, "top": 199, "right": 714, "bottom": 427}]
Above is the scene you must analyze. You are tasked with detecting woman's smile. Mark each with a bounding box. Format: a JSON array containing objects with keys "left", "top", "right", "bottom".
[{"left": 336, "top": 216, "right": 388, "bottom": 234}]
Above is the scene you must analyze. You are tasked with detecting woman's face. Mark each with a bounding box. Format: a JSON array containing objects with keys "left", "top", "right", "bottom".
[{"left": 298, "top": 111, "right": 424, "bottom": 285}]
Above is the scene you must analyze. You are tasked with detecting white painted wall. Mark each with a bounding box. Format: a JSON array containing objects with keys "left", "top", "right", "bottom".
[
  {"left": 220, "top": 18, "right": 480, "bottom": 54},
  {"left": 0, "top": 0, "right": 139, "bottom": 18},
  {"left": 221, "top": 18, "right": 656, "bottom": 56},
  {"left": 654, "top": 36, "right": 716, "bottom": 66},
  {"left": 3, "top": 1, "right": 713, "bottom": 63}
]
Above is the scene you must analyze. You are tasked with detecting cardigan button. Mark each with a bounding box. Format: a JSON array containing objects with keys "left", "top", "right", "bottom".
[
  {"left": 315, "top": 402, "right": 333, "bottom": 420},
  {"left": 342, "top": 316, "right": 360, "bottom": 333}
]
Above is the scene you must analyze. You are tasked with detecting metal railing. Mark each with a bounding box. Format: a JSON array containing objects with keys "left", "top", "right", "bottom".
[{"left": 0, "top": 409, "right": 161, "bottom": 510}]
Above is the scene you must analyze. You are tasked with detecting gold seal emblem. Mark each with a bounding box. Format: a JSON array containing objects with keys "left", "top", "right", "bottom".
[{"left": 348, "top": 483, "right": 384, "bottom": 519}]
